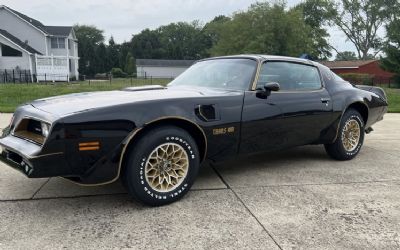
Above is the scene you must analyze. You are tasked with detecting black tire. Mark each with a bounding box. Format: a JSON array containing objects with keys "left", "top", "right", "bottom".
[
  {"left": 324, "top": 109, "right": 365, "bottom": 161},
  {"left": 122, "top": 126, "right": 200, "bottom": 206}
]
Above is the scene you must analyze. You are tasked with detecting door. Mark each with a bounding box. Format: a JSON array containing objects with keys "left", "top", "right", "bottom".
[{"left": 239, "top": 61, "right": 333, "bottom": 154}]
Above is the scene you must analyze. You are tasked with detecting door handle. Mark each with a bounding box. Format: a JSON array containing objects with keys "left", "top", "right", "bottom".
[
  {"left": 321, "top": 98, "right": 330, "bottom": 106},
  {"left": 321, "top": 98, "right": 330, "bottom": 103}
]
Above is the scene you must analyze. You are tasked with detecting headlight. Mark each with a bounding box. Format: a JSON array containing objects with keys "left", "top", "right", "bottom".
[{"left": 41, "top": 122, "right": 50, "bottom": 137}]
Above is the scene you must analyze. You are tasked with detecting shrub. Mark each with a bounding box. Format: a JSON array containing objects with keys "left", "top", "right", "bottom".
[
  {"left": 339, "top": 73, "right": 374, "bottom": 85},
  {"left": 94, "top": 73, "right": 109, "bottom": 79},
  {"left": 111, "top": 68, "right": 127, "bottom": 78}
]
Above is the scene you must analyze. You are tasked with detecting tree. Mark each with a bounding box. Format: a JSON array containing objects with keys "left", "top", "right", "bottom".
[
  {"left": 124, "top": 52, "right": 136, "bottom": 75},
  {"left": 131, "top": 29, "right": 163, "bottom": 59},
  {"left": 203, "top": 15, "right": 230, "bottom": 49},
  {"left": 381, "top": 17, "right": 400, "bottom": 81},
  {"left": 332, "top": 0, "right": 398, "bottom": 59},
  {"left": 119, "top": 42, "right": 131, "bottom": 72},
  {"left": 94, "top": 42, "right": 107, "bottom": 73},
  {"left": 294, "top": 0, "right": 336, "bottom": 59},
  {"left": 209, "top": 2, "right": 322, "bottom": 58},
  {"left": 157, "top": 21, "right": 211, "bottom": 59},
  {"left": 335, "top": 51, "right": 357, "bottom": 61},
  {"left": 129, "top": 22, "right": 212, "bottom": 60},
  {"left": 106, "top": 36, "right": 120, "bottom": 71},
  {"left": 74, "top": 24, "right": 105, "bottom": 76}
]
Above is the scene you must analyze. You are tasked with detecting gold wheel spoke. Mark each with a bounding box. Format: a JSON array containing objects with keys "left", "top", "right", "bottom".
[
  {"left": 342, "top": 119, "right": 361, "bottom": 151},
  {"left": 144, "top": 142, "right": 189, "bottom": 193}
]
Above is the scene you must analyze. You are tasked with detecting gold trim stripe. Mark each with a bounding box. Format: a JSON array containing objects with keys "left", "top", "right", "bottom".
[
  {"left": 79, "top": 146, "right": 100, "bottom": 151},
  {"left": 79, "top": 142, "right": 100, "bottom": 147}
]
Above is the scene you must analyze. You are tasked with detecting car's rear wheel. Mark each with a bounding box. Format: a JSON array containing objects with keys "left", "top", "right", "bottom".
[
  {"left": 324, "top": 109, "right": 365, "bottom": 161},
  {"left": 122, "top": 126, "right": 200, "bottom": 206}
]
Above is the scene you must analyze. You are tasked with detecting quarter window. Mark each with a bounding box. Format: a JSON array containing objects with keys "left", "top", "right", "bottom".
[
  {"left": 51, "top": 37, "right": 65, "bottom": 49},
  {"left": 257, "top": 62, "right": 322, "bottom": 91}
]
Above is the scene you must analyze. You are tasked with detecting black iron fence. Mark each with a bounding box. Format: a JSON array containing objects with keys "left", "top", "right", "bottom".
[
  {"left": 84, "top": 75, "right": 174, "bottom": 87},
  {"left": 0, "top": 70, "right": 174, "bottom": 85},
  {"left": 0, "top": 69, "right": 33, "bottom": 83}
]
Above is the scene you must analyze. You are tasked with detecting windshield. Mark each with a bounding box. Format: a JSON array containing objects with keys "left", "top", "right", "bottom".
[{"left": 168, "top": 59, "right": 257, "bottom": 90}]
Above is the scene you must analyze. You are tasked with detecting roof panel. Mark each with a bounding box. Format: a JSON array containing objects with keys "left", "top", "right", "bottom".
[{"left": 0, "top": 29, "right": 42, "bottom": 54}]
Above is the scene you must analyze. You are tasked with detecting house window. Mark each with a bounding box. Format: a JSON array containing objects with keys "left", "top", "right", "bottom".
[
  {"left": 51, "top": 37, "right": 65, "bottom": 49},
  {"left": 1, "top": 44, "right": 22, "bottom": 57}
]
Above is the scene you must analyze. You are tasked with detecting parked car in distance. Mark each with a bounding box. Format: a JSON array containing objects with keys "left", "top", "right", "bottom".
[{"left": 0, "top": 55, "right": 388, "bottom": 206}]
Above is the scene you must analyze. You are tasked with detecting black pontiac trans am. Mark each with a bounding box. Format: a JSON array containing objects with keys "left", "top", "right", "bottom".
[{"left": 0, "top": 55, "right": 388, "bottom": 206}]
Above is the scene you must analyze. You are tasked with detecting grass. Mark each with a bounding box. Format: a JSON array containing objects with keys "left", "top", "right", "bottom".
[
  {"left": 384, "top": 88, "right": 400, "bottom": 113},
  {"left": 0, "top": 78, "right": 171, "bottom": 113},
  {"left": 0, "top": 81, "right": 399, "bottom": 113}
]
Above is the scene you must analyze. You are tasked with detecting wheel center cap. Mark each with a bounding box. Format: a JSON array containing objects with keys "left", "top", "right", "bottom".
[{"left": 160, "top": 161, "right": 171, "bottom": 172}]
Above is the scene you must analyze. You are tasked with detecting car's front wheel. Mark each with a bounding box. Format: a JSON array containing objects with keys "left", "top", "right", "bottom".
[
  {"left": 324, "top": 109, "right": 365, "bottom": 161},
  {"left": 122, "top": 126, "right": 200, "bottom": 206}
]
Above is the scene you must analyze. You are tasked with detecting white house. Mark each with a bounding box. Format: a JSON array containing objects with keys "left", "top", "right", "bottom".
[
  {"left": 136, "top": 59, "right": 195, "bottom": 79},
  {"left": 0, "top": 5, "right": 79, "bottom": 82}
]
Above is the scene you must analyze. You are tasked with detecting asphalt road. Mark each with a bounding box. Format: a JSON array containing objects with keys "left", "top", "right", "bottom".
[{"left": 0, "top": 113, "right": 399, "bottom": 249}]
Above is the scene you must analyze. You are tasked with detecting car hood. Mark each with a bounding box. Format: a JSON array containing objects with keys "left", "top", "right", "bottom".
[{"left": 30, "top": 85, "right": 241, "bottom": 116}]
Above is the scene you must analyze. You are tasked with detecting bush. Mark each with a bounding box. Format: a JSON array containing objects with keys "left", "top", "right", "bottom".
[
  {"left": 111, "top": 68, "right": 127, "bottom": 78},
  {"left": 94, "top": 73, "right": 109, "bottom": 79},
  {"left": 339, "top": 73, "right": 374, "bottom": 85}
]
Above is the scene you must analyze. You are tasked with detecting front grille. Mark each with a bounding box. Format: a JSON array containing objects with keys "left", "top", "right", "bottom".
[{"left": 13, "top": 118, "right": 45, "bottom": 144}]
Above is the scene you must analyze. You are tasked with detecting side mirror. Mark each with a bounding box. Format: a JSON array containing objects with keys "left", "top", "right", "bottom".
[
  {"left": 256, "top": 82, "right": 280, "bottom": 99},
  {"left": 264, "top": 82, "right": 280, "bottom": 92}
]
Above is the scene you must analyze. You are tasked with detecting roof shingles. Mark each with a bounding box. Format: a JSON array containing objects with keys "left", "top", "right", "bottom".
[
  {"left": 0, "top": 29, "right": 42, "bottom": 54},
  {"left": 320, "top": 60, "right": 377, "bottom": 69},
  {"left": 0, "top": 5, "right": 73, "bottom": 37}
]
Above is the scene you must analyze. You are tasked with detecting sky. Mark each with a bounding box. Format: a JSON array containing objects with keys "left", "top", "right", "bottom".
[{"left": 1, "top": 0, "right": 355, "bottom": 55}]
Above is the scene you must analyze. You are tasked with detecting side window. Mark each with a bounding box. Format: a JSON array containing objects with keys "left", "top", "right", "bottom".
[
  {"left": 257, "top": 62, "right": 322, "bottom": 91},
  {"left": 51, "top": 37, "right": 66, "bottom": 49}
]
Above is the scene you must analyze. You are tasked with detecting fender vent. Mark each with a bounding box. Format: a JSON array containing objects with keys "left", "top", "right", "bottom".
[{"left": 195, "top": 104, "right": 219, "bottom": 121}]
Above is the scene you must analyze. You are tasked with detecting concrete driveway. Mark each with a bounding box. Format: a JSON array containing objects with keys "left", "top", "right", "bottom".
[{"left": 0, "top": 113, "right": 399, "bottom": 249}]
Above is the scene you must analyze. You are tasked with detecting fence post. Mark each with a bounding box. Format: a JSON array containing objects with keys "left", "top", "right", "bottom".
[
  {"left": 109, "top": 74, "right": 112, "bottom": 85},
  {"left": 151, "top": 76, "right": 153, "bottom": 85},
  {"left": 12, "top": 70, "right": 15, "bottom": 84},
  {"left": 130, "top": 75, "right": 133, "bottom": 86},
  {"left": 45, "top": 73, "right": 47, "bottom": 84}
]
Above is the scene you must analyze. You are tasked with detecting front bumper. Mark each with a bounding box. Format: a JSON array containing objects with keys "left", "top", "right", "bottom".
[{"left": 0, "top": 135, "right": 69, "bottom": 178}]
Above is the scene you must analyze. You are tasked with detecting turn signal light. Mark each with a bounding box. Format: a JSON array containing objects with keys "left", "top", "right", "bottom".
[{"left": 79, "top": 142, "right": 100, "bottom": 151}]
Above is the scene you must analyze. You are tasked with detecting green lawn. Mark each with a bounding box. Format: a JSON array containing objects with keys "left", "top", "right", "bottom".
[
  {"left": 0, "top": 82, "right": 399, "bottom": 113},
  {"left": 0, "top": 79, "right": 171, "bottom": 113},
  {"left": 385, "top": 88, "right": 400, "bottom": 113}
]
